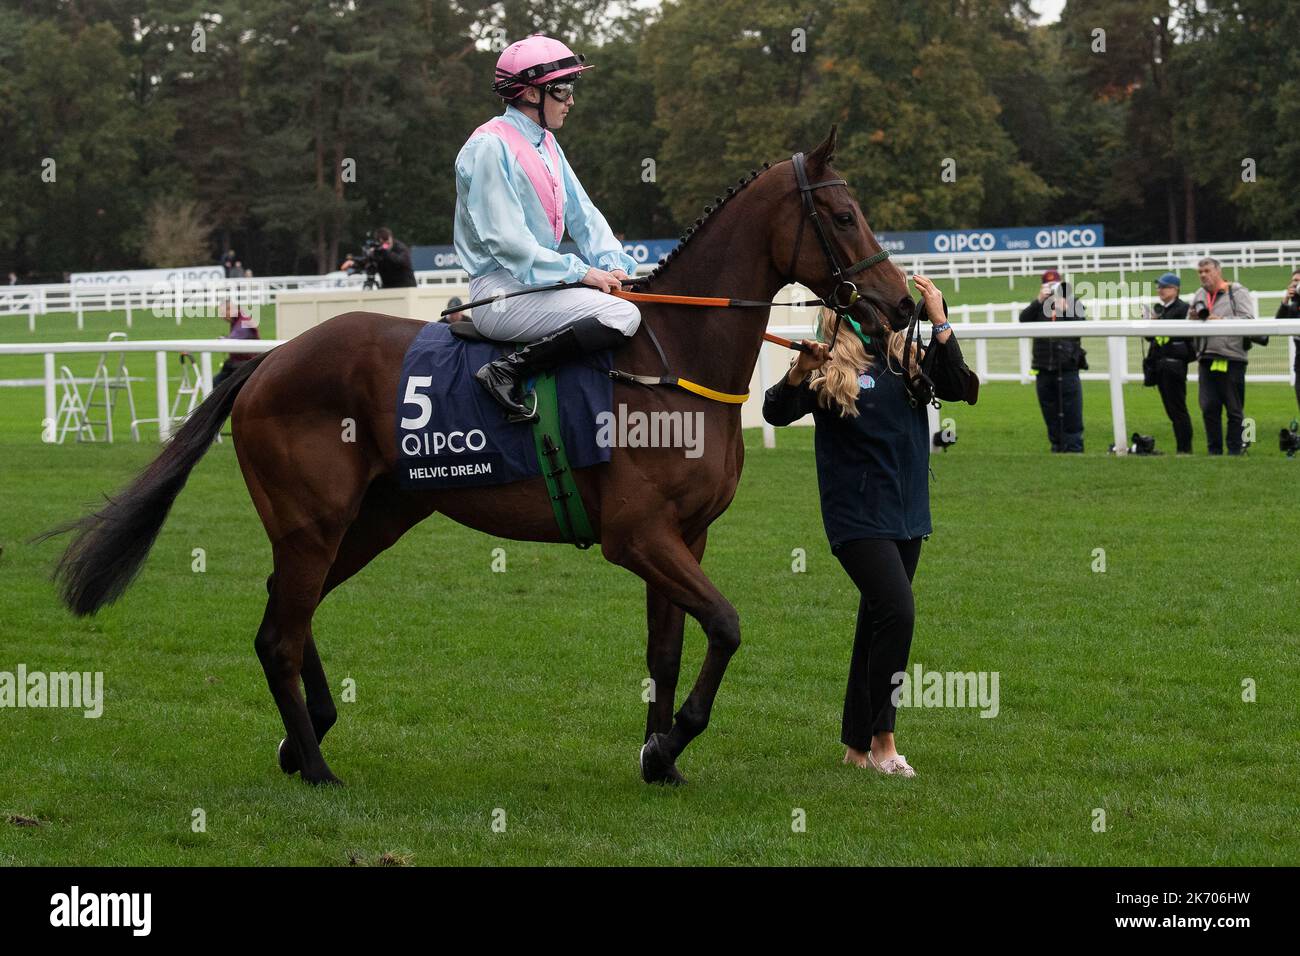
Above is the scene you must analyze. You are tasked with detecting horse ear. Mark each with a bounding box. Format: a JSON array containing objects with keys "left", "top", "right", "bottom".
[{"left": 808, "top": 124, "right": 838, "bottom": 168}]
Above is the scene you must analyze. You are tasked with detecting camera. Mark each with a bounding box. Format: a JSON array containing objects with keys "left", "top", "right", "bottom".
[
  {"left": 1195, "top": 304, "right": 1211, "bottom": 320},
  {"left": 344, "top": 235, "right": 383, "bottom": 289},
  {"left": 1281, "top": 420, "right": 1300, "bottom": 457},
  {"left": 1110, "top": 432, "right": 1159, "bottom": 455}
]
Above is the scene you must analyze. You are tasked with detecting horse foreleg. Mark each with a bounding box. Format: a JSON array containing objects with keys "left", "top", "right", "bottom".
[
  {"left": 643, "top": 531, "right": 707, "bottom": 746},
  {"left": 620, "top": 531, "right": 738, "bottom": 785}
]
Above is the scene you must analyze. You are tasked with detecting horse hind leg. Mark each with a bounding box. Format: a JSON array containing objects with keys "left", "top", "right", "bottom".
[
  {"left": 277, "top": 480, "right": 434, "bottom": 777},
  {"left": 256, "top": 538, "right": 341, "bottom": 785}
]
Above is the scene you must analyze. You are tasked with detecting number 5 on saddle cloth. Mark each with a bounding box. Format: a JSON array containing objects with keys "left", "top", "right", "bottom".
[{"left": 394, "top": 320, "right": 608, "bottom": 547}]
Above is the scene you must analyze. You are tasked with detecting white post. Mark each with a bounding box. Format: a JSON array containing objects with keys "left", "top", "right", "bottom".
[
  {"left": 199, "top": 350, "right": 214, "bottom": 398},
  {"left": 155, "top": 350, "right": 171, "bottom": 441},
  {"left": 1018, "top": 337, "right": 1032, "bottom": 384},
  {"left": 125, "top": 290, "right": 133, "bottom": 328},
  {"left": 1291, "top": 337, "right": 1297, "bottom": 395},
  {"left": 43, "top": 352, "right": 56, "bottom": 440},
  {"left": 76, "top": 294, "right": 83, "bottom": 330},
  {"left": 1107, "top": 335, "right": 1128, "bottom": 454},
  {"left": 760, "top": 343, "right": 775, "bottom": 449},
  {"left": 28, "top": 295, "right": 35, "bottom": 333},
  {"left": 976, "top": 305, "right": 991, "bottom": 381},
  {"left": 174, "top": 279, "right": 183, "bottom": 325}
]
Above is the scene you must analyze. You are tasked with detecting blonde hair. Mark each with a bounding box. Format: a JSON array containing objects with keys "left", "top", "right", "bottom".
[{"left": 806, "top": 308, "right": 923, "bottom": 417}]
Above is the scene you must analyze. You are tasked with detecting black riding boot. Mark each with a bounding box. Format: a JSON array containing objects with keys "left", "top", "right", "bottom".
[{"left": 474, "top": 315, "right": 627, "bottom": 423}]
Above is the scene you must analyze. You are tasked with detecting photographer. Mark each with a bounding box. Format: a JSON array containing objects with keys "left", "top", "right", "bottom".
[
  {"left": 1275, "top": 268, "right": 1300, "bottom": 414},
  {"left": 339, "top": 226, "right": 417, "bottom": 288},
  {"left": 1020, "top": 268, "right": 1088, "bottom": 453},
  {"left": 1142, "top": 272, "right": 1194, "bottom": 454},
  {"left": 1188, "top": 257, "right": 1263, "bottom": 455}
]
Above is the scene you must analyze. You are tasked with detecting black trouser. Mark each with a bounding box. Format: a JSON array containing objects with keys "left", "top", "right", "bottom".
[
  {"left": 1155, "top": 363, "right": 1193, "bottom": 454},
  {"left": 1294, "top": 346, "right": 1299, "bottom": 415},
  {"left": 833, "top": 537, "right": 923, "bottom": 749},
  {"left": 1035, "top": 368, "right": 1084, "bottom": 452},
  {"left": 1198, "top": 359, "right": 1247, "bottom": 455}
]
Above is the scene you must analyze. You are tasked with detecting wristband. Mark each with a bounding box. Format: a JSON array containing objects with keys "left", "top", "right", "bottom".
[{"left": 933, "top": 321, "right": 952, "bottom": 334}]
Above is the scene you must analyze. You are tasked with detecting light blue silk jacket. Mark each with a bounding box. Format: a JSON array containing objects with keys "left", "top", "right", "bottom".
[{"left": 453, "top": 105, "right": 636, "bottom": 285}]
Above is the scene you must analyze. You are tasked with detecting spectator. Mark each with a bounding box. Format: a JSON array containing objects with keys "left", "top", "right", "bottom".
[
  {"left": 1275, "top": 268, "right": 1300, "bottom": 415},
  {"left": 1020, "top": 269, "right": 1088, "bottom": 453},
  {"left": 1142, "top": 272, "right": 1195, "bottom": 454},
  {"left": 222, "top": 249, "right": 238, "bottom": 277},
  {"left": 442, "top": 296, "right": 467, "bottom": 323},
  {"left": 1188, "top": 257, "right": 1264, "bottom": 455},
  {"left": 212, "top": 299, "right": 260, "bottom": 388},
  {"left": 339, "top": 227, "right": 417, "bottom": 288},
  {"left": 232, "top": 260, "right": 246, "bottom": 279},
  {"left": 6, "top": 271, "right": 16, "bottom": 285}
]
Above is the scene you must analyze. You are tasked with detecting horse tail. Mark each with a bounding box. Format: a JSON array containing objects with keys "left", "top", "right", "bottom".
[{"left": 40, "top": 351, "right": 271, "bottom": 617}]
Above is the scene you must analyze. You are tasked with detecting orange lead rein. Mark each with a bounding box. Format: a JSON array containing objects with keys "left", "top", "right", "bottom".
[{"left": 611, "top": 290, "right": 812, "bottom": 353}]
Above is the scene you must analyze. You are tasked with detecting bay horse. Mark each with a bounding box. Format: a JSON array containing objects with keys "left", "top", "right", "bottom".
[{"left": 47, "top": 126, "right": 914, "bottom": 786}]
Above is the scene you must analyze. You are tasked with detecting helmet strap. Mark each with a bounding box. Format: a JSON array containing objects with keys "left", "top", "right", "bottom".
[{"left": 537, "top": 87, "right": 549, "bottom": 132}]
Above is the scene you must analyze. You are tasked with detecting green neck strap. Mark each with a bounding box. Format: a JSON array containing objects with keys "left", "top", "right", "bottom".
[{"left": 837, "top": 311, "right": 875, "bottom": 350}]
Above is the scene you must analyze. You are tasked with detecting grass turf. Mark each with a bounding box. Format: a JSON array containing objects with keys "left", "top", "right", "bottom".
[{"left": 2, "top": 323, "right": 1298, "bottom": 863}]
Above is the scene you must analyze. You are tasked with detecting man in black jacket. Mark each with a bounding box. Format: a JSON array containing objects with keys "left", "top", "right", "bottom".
[
  {"left": 1020, "top": 269, "right": 1087, "bottom": 452},
  {"left": 340, "top": 227, "right": 417, "bottom": 288},
  {"left": 1143, "top": 272, "right": 1194, "bottom": 454}
]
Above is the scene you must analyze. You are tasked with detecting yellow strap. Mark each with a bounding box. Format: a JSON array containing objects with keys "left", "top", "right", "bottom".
[
  {"left": 673, "top": 377, "right": 749, "bottom": 404},
  {"left": 1210, "top": 358, "right": 1228, "bottom": 373}
]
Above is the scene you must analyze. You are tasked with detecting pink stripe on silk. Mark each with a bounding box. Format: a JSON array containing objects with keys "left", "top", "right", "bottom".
[{"left": 472, "top": 118, "right": 565, "bottom": 243}]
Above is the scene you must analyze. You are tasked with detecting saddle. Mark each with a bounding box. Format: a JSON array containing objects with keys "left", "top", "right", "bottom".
[{"left": 445, "top": 317, "right": 499, "bottom": 345}]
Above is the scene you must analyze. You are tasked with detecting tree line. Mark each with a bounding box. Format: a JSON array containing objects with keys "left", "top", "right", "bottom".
[{"left": 1, "top": 0, "right": 1297, "bottom": 280}]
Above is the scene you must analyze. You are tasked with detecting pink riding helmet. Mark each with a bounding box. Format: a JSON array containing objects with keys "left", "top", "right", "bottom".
[{"left": 492, "top": 34, "right": 593, "bottom": 101}]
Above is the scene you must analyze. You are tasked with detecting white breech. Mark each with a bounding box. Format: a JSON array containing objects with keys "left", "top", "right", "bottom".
[{"left": 467, "top": 268, "right": 641, "bottom": 342}]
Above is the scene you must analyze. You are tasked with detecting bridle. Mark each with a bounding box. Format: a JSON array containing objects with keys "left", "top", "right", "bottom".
[{"left": 786, "top": 151, "right": 935, "bottom": 407}]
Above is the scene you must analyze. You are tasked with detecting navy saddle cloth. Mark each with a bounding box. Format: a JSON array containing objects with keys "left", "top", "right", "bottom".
[{"left": 394, "top": 321, "right": 613, "bottom": 489}]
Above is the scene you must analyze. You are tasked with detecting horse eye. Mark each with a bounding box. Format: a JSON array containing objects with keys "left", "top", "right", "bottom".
[{"left": 834, "top": 212, "right": 854, "bottom": 226}]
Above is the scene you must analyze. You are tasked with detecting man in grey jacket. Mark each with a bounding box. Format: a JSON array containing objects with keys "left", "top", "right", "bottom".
[{"left": 1188, "top": 257, "right": 1266, "bottom": 455}]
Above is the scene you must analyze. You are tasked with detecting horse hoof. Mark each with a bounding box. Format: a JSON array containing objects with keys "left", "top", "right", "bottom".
[
  {"left": 277, "top": 737, "right": 299, "bottom": 775},
  {"left": 639, "top": 733, "right": 687, "bottom": 786}
]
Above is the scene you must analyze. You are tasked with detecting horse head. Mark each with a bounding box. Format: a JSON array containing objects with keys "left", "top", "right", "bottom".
[{"left": 767, "top": 125, "right": 914, "bottom": 337}]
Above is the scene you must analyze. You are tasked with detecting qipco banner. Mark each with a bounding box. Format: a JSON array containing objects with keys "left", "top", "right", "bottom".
[
  {"left": 70, "top": 265, "right": 227, "bottom": 286},
  {"left": 875, "top": 224, "right": 1105, "bottom": 256}
]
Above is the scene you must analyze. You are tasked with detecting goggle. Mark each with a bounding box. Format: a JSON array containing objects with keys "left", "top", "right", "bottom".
[{"left": 544, "top": 80, "right": 577, "bottom": 103}]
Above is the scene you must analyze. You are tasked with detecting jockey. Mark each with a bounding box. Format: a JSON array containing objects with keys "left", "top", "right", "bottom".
[{"left": 454, "top": 33, "right": 641, "bottom": 422}]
